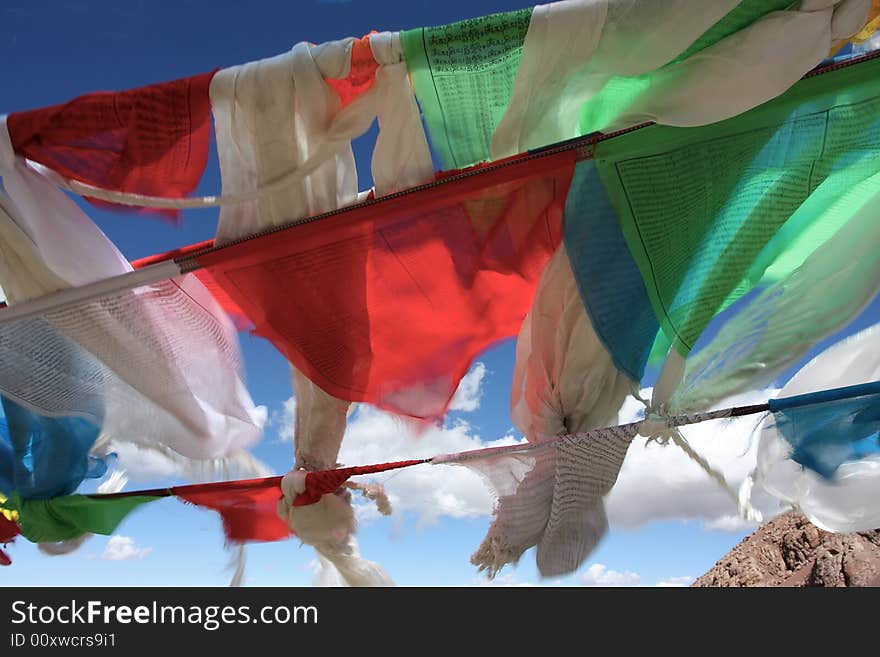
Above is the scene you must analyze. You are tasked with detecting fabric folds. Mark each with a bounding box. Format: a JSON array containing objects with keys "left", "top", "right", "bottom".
[
  {"left": 0, "top": 397, "right": 105, "bottom": 501},
  {"left": 467, "top": 247, "right": 634, "bottom": 578},
  {"left": 494, "top": 0, "right": 869, "bottom": 157},
  {"left": 200, "top": 153, "right": 575, "bottom": 419},
  {"left": 5, "top": 494, "right": 159, "bottom": 544},
  {"left": 177, "top": 478, "right": 293, "bottom": 543},
  {"left": 210, "top": 32, "right": 433, "bottom": 246}
]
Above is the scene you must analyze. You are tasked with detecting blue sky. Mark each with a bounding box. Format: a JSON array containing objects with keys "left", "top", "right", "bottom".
[{"left": 2, "top": 0, "right": 876, "bottom": 588}]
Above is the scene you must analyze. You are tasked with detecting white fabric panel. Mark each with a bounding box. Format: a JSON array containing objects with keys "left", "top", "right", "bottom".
[
  {"left": 211, "top": 33, "right": 433, "bottom": 245},
  {"left": 0, "top": 117, "right": 129, "bottom": 294},
  {"left": 369, "top": 32, "right": 434, "bottom": 195},
  {"left": 0, "top": 119, "right": 266, "bottom": 460},
  {"left": 492, "top": 0, "right": 869, "bottom": 158},
  {"left": 613, "top": 0, "right": 870, "bottom": 131},
  {"left": 489, "top": 0, "right": 610, "bottom": 162},
  {"left": 756, "top": 324, "right": 880, "bottom": 532},
  {"left": 492, "top": 0, "right": 739, "bottom": 157},
  {"left": 211, "top": 41, "right": 358, "bottom": 245},
  {"left": 471, "top": 247, "right": 634, "bottom": 578}
]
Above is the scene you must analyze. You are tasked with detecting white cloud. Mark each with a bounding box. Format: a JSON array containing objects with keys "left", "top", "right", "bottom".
[
  {"left": 339, "top": 404, "right": 523, "bottom": 525},
  {"left": 704, "top": 514, "right": 761, "bottom": 533},
  {"left": 449, "top": 362, "right": 488, "bottom": 412},
  {"left": 655, "top": 576, "right": 694, "bottom": 587},
  {"left": 581, "top": 563, "right": 641, "bottom": 587},
  {"left": 273, "top": 396, "right": 297, "bottom": 443},
  {"left": 100, "top": 536, "right": 152, "bottom": 561}
]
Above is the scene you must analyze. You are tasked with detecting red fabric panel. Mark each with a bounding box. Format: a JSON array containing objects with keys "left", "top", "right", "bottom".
[
  {"left": 6, "top": 71, "right": 216, "bottom": 220},
  {"left": 197, "top": 152, "right": 576, "bottom": 419},
  {"left": 0, "top": 515, "right": 18, "bottom": 566},
  {"left": 294, "top": 459, "right": 427, "bottom": 506},
  {"left": 326, "top": 33, "right": 380, "bottom": 108},
  {"left": 175, "top": 477, "right": 292, "bottom": 543},
  {"left": 0, "top": 514, "right": 19, "bottom": 544}
]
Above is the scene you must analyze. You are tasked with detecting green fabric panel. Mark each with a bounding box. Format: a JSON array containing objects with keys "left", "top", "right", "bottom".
[
  {"left": 401, "top": 8, "right": 532, "bottom": 169},
  {"left": 15, "top": 494, "right": 161, "bottom": 543},
  {"left": 579, "top": 0, "right": 794, "bottom": 135},
  {"left": 594, "top": 56, "right": 880, "bottom": 356}
]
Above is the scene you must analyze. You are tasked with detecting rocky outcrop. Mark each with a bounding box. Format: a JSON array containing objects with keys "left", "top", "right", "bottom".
[{"left": 692, "top": 511, "right": 880, "bottom": 587}]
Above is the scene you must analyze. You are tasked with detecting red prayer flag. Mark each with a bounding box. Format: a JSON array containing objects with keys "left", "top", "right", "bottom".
[
  {"left": 7, "top": 71, "right": 216, "bottom": 220},
  {"left": 174, "top": 477, "right": 292, "bottom": 543},
  {"left": 0, "top": 514, "right": 19, "bottom": 566},
  {"left": 0, "top": 514, "right": 18, "bottom": 544},
  {"left": 196, "top": 151, "right": 576, "bottom": 419}
]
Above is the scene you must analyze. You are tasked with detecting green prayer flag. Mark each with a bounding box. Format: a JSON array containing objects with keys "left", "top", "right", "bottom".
[
  {"left": 15, "top": 494, "right": 161, "bottom": 543},
  {"left": 402, "top": 8, "right": 532, "bottom": 169},
  {"left": 594, "top": 55, "right": 880, "bottom": 355}
]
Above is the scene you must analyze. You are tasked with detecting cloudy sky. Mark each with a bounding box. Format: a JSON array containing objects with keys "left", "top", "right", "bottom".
[{"left": 2, "top": 0, "right": 873, "bottom": 588}]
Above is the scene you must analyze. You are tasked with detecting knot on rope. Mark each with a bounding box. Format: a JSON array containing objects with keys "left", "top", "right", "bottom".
[
  {"left": 276, "top": 467, "right": 394, "bottom": 586},
  {"left": 638, "top": 404, "right": 677, "bottom": 446},
  {"left": 279, "top": 467, "right": 392, "bottom": 524}
]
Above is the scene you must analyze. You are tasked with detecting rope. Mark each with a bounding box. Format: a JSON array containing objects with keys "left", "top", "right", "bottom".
[{"left": 2, "top": 379, "right": 870, "bottom": 541}]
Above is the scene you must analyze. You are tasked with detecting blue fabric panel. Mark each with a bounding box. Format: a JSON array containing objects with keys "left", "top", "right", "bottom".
[
  {"left": 0, "top": 397, "right": 105, "bottom": 500},
  {"left": 772, "top": 386, "right": 880, "bottom": 479},
  {"left": 563, "top": 160, "right": 659, "bottom": 381}
]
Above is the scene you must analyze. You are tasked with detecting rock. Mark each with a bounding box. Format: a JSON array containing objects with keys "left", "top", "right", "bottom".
[{"left": 692, "top": 511, "right": 880, "bottom": 587}]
